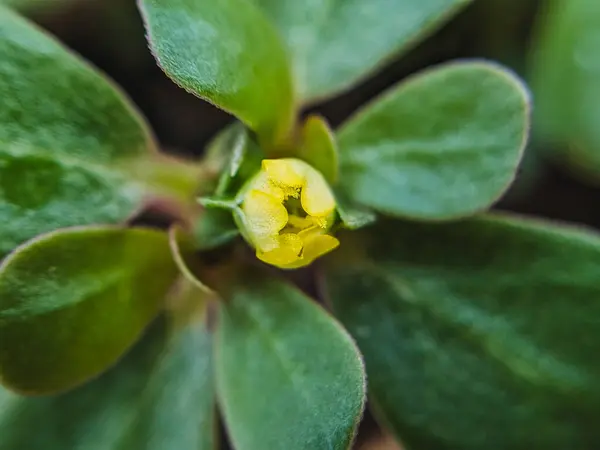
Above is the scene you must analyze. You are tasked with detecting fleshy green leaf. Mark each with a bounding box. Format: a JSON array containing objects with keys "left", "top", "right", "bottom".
[
  {"left": 215, "top": 272, "right": 366, "bottom": 450},
  {"left": 324, "top": 215, "right": 600, "bottom": 450},
  {"left": 0, "top": 226, "right": 179, "bottom": 394},
  {"left": 337, "top": 61, "right": 530, "bottom": 220},
  {"left": 529, "top": 0, "right": 600, "bottom": 178},
  {"left": 252, "top": 0, "right": 472, "bottom": 102},
  {"left": 0, "top": 8, "right": 199, "bottom": 258},
  {"left": 138, "top": 0, "right": 295, "bottom": 147},
  {"left": 297, "top": 115, "right": 338, "bottom": 184},
  {"left": 0, "top": 312, "right": 216, "bottom": 450},
  {"left": 0, "top": 0, "right": 64, "bottom": 9}
]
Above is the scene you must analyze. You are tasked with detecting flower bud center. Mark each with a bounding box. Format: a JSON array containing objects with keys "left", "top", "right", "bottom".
[{"left": 238, "top": 158, "right": 340, "bottom": 269}]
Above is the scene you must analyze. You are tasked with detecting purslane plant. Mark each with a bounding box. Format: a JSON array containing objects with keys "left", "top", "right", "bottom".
[{"left": 0, "top": 1, "right": 599, "bottom": 450}]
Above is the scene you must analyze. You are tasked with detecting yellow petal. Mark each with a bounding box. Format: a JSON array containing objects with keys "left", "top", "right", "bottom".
[
  {"left": 257, "top": 233, "right": 303, "bottom": 267},
  {"left": 301, "top": 169, "right": 336, "bottom": 217},
  {"left": 286, "top": 214, "right": 315, "bottom": 230},
  {"left": 240, "top": 158, "right": 340, "bottom": 270},
  {"left": 302, "top": 234, "right": 340, "bottom": 262},
  {"left": 275, "top": 231, "right": 340, "bottom": 269},
  {"left": 252, "top": 234, "right": 280, "bottom": 253},
  {"left": 262, "top": 159, "right": 305, "bottom": 188},
  {"left": 247, "top": 171, "right": 285, "bottom": 201},
  {"left": 242, "top": 190, "right": 288, "bottom": 243}
]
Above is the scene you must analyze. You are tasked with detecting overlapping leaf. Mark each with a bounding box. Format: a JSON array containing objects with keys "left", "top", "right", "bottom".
[
  {"left": 325, "top": 215, "right": 600, "bottom": 450},
  {"left": 0, "top": 226, "right": 178, "bottom": 394},
  {"left": 216, "top": 272, "right": 365, "bottom": 450},
  {"left": 0, "top": 8, "right": 196, "bottom": 257},
  {"left": 337, "top": 62, "right": 530, "bottom": 220},
  {"left": 138, "top": 0, "right": 295, "bottom": 146},
  {"left": 0, "top": 312, "right": 215, "bottom": 450},
  {"left": 252, "top": 0, "right": 472, "bottom": 102}
]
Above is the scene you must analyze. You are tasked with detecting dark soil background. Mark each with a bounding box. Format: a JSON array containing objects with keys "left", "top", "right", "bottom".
[{"left": 18, "top": 0, "right": 600, "bottom": 448}]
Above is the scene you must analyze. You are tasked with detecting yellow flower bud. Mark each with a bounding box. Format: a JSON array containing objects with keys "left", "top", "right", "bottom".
[{"left": 237, "top": 158, "right": 339, "bottom": 269}]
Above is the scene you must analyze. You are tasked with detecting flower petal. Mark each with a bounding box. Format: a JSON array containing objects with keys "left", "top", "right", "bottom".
[
  {"left": 257, "top": 233, "right": 303, "bottom": 267},
  {"left": 262, "top": 159, "right": 306, "bottom": 188},
  {"left": 242, "top": 189, "right": 288, "bottom": 244},
  {"left": 287, "top": 214, "right": 315, "bottom": 230},
  {"left": 274, "top": 231, "right": 340, "bottom": 269},
  {"left": 302, "top": 234, "right": 340, "bottom": 262},
  {"left": 301, "top": 169, "right": 336, "bottom": 217},
  {"left": 247, "top": 171, "right": 285, "bottom": 201}
]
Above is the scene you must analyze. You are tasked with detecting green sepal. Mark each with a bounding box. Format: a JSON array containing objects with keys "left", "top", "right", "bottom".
[
  {"left": 334, "top": 190, "right": 378, "bottom": 231},
  {"left": 203, "top": 123, "right": 265, "bottom": 198}
]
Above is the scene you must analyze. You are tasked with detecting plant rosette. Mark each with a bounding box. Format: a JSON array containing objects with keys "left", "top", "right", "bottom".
[{"left": 1, "top": 2, "right": 599, "bottom": 450}]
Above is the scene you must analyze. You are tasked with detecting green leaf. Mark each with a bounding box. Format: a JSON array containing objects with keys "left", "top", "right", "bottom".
[
  {"left": 138, "top": 0, "right": 295, "bottom": 147},
  {"left": 324, "top": 215, "right": 600, "bottom": 450},
  {"left": 215, "top": 273, "right": 366, "bottom": 450},
  {"left": 119, "top": 308, "right": 216, "bottom": 450},
  {"left": 337, "top": 61, "right": 530, "bottom": 220},
  {"left": 0, "top": 0, "right": 64, "bottom": 9},
  {"left": 297, "top": 115, "right": 338, "bottom": 184},
  {"left": 0, "top": 8, "right": 198, "bottom": 258},
  {"left": 0, "top": 226, "right": 179, "bottom": 395},
  {"left": 0, "top": 312, "right": 216, "bottom": 450},
  {"left": 252, "top": 0, "right": 472, "bottom": 102},
  {"left": 529, "top": 0, "right": 600, "bottom": 178}
]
